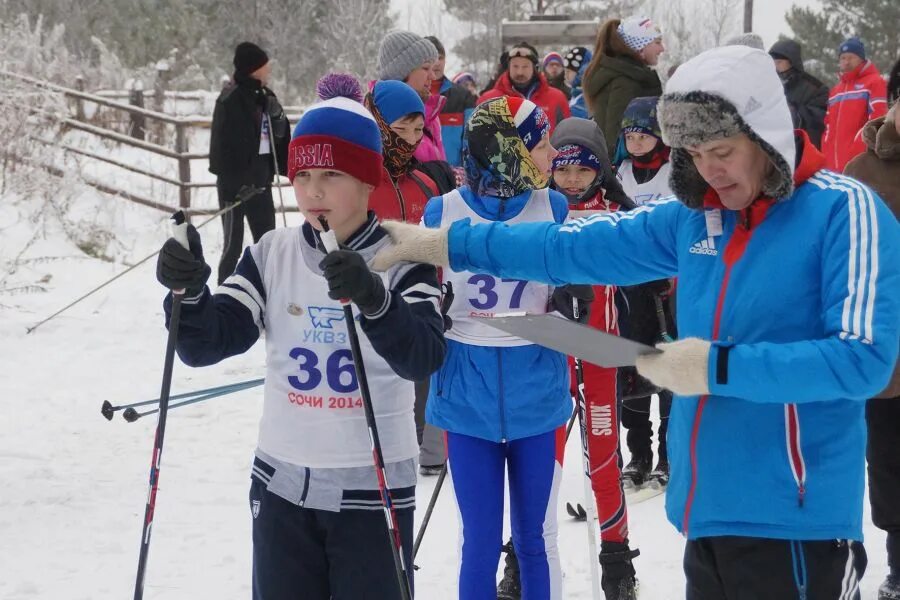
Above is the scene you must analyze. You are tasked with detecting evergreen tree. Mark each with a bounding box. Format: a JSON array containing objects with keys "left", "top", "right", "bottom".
[{"left": 785, "top": 0, "right": 900, "bottom": 86}]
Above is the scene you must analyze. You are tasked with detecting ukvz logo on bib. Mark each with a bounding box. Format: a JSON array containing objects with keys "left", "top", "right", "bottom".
[{"left": 309, "top": 306, "right": 345, "bottom": 329}]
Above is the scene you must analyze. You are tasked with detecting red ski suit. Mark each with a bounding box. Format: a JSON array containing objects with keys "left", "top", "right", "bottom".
[
  {"left": 568, "top": 192, "right": 629, "bottom": 543},
  {"left": 822, "top": 60, "right": 888, "bottom": 172}
]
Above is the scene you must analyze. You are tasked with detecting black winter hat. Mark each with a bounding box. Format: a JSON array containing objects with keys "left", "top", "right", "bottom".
[{"left": 233, "top": 42, "right": 269, "bottom": 75}]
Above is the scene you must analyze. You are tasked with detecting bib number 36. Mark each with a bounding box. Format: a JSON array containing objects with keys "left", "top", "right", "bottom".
[
  {"left": 468, "top": 275, "right": 529, "bottom": 310},
  {"left": 288, "top": 347, "right": 358, "bottom": 393}
]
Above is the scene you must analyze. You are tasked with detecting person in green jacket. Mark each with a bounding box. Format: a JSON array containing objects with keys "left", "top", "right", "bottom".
[{"left": 582, "top": 16, "right": 665, "bottom": 158}]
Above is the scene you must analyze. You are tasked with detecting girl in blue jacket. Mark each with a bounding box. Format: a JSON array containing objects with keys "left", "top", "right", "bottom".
[{"left": 420, "top": 96, "right": 570, "bottom": 600}]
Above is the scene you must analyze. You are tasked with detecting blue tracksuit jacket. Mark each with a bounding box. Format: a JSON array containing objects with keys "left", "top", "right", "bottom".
[{"left": 444, "top": 170, "right": 900, "bottom": 541}]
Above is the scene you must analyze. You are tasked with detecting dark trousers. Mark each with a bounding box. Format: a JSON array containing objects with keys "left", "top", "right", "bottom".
[
  {"left": 685, "top": 536, "right": 867, "bottom": 600},
  {"left": 621, "top": 390, "right": 671, "bottom": 460},
  {"left": 413, "top": 379, "right": 446, "bottom": 466},
  {"left": 217, "top": 177, "right": 275, "bottom": 284},
  {"left": 249, "top": 479, "right": 414, "bottom": 600},
  {"left": 867, "top": 395, "right": 900, "bottom": 572}
]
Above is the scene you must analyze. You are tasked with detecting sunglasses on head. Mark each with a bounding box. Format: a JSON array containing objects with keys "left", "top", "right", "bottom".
[{"left": 509, "top": 47, "right": 536, "bottom": 59}]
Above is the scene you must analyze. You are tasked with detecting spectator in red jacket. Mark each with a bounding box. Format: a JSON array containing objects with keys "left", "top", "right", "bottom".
[
  {"left": 822, "top": 37, "right": 889, "bottom": 171},
  {"left": 478, "top": 41, "right": 571, "bottom": 129}
]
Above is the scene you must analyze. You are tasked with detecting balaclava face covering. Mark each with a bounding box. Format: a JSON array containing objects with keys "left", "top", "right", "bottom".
[
  {"left": 364, "top": 93, "right": 418, "bottom": 180},
  {"left": 462, "top": 96, "right": 549, "bottom": 198}
]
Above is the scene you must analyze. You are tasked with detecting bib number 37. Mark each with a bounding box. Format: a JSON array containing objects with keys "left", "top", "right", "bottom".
[{"left": 468, "top": 275, "right": 529, "bottom": 310}]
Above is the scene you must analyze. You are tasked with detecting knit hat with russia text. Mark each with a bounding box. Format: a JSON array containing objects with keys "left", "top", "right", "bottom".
[{"left": 287, "top": 90, "right": 383, "bottom": 186}]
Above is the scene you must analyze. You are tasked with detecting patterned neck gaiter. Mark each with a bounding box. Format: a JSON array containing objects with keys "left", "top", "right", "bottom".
[
  {"left": 364, "top": 93, "right": 417, "bottom": 180},
  {"left": 463, "top": 97, "right": 548, "bottom": 198}
]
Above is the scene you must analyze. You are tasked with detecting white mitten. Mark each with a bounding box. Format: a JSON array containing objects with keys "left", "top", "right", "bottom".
[
  {"left": 372, "top": 221, "right": 450, "bottom": 271},
  {"left": 635, "top": 338, "right": 711, "bottom": 396}
]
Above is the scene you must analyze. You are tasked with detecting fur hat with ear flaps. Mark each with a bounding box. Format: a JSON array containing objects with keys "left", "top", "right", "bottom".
[{"left": 657, "top": 45, "right": 796, "bottom": 209}]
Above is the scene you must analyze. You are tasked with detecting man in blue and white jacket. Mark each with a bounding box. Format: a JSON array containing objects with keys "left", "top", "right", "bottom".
[{"left": 374, "top": 45, "right": 900, "bottom": 599}]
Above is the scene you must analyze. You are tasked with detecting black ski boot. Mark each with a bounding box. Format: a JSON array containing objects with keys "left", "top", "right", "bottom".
[
  {"left": 599, "top": 540, "right": 640, "bottom": 600},
  {"left": 622, "top": 453, "right": 652, "bottom": 490},
  {"left": 648, "top": 455, "right": 669, "bottom": 489},
  {"left": 880, "top": 574, "right": 900, "bottom": 600},
  {"left": 497, "top": 540, "right": 521, "bottom": 600}
]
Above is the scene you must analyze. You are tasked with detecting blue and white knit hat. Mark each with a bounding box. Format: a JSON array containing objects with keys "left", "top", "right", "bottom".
[
  {"left": 508, "top": 97, "right": 551, "bottom": 150},
  {"left": 618, "top": 16, "right": 662, "bottom": 53},
  {"left": 288, "top": 94, "right": 383, "bottom": 186},
  {"left": 552, "top": 144, "right": 602, "bottom": 172}
]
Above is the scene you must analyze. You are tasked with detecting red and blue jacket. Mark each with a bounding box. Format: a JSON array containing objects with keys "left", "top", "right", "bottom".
[
  {"left": 442, "top": 134, "right": 900, "bottom": 541},
  {"left": 478, "top": 72, "right": 571, "bottom": 131},
  {"left": 822, "top": 60, "right": 888, "bottom": 172}
]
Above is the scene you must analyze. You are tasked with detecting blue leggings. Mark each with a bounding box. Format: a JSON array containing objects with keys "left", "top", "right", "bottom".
[{"left": 447, "top": 428, "right": 564, "bottom": 600}]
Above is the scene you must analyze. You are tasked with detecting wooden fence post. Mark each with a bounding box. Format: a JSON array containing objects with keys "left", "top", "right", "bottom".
[
  {"left": 74, "top": 76, "right": 85, "bottom": 121},
  {"left": 175, "top": 122, "right": 191, "bottom": 216},
  {"left": 128, "top": 80, "right": 146, "bottom": 140},
  {"left": 153, "top": 60, "right": 170, "bottom": 144}
]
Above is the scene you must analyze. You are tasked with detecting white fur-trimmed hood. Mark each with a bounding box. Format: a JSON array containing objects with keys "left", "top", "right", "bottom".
[{"left": 658, "top": 46, "right": 796, "bottom": 209}]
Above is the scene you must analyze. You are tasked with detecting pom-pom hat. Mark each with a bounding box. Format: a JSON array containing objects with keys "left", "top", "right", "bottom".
[{"left": 288, "top": 90, "right": 383, "bottom": 186}]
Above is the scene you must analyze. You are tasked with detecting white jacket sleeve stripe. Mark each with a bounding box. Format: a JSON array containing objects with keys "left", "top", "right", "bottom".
[{"left": 809, "top": 172, "right": 878, "bottom": 343}]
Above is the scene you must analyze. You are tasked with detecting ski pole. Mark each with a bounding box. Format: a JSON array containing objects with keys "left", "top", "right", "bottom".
[
  {"left": 413, "top": 463, "right": 447, "bottom": 562},
  {"left": 565, "top": 402, "right": 578, "bottom": 441},
  {"left": 318, "top": 216, "right": 413, "bottom": 600},
  {"left": 26, "top": 185, "right": 263, "bottom": 335},
  {"left": 265, "top": 108, "right": 288, "bottom": 228},
  {"left": 654, "top": 294, "right": 674, "bottom": 343},
  {"left": 132, "top": 211, "right": 190, "bottom": 600},
  {"left": 572, "top": 298, "right": 603, "bottom": 600},
  {"left": 101, "top": 377, "right": 265, "bottom": 421},
  {"left": 121, "top": 378, "right": 265, "bottom": 422}
]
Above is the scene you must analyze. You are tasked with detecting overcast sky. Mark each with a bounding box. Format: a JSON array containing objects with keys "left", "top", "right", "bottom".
[{"left": 391, "top": 0, "right": 822, "bottom": 73}]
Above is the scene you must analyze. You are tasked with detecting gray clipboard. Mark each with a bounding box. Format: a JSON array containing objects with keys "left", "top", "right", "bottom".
[{"left": 472, "top": 312, "right": 661, "bottom": 367}]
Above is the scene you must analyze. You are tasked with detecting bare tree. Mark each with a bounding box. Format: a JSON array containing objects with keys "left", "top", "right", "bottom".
[{"left": 652, "top": 0, "right": 742, "bottom": 71}]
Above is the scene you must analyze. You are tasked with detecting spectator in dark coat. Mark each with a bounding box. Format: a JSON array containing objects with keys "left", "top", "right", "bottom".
[
  {"left": 889, "top": 57, "right": 900, "bottom": 105},
  {"left": 582, "top": 16, "right": 665, "bottom": 159},
  {"left": 208, "top": 42, "right": 289, "bottom": 284},
  {"left": 844, "top": 101, "right": 900, "bottom": 600},
  {"left": 769, "top": 39, "right": 829, "bottom": 148}
]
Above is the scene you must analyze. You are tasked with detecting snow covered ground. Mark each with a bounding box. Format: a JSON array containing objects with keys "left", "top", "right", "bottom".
[{"left": 0, "top": 188, "right": 890, "bottom": 599}]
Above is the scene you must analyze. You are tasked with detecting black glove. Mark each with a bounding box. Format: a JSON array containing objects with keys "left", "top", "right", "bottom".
[
  {"left": 265, "top": 94, "right": 289, "bottom": 137},
  {"left": 156, "top": 224, "right": 210, "bottom": 296},
  {"left": 319, "top": 250, "right": 387, "bottom": 316},
  {"left": 551, "top": 284, "right": 594, "bottom": 323}
]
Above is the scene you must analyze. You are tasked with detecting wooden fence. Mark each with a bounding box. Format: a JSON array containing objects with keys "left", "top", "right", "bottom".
[{"left": 0, "top": 69, "right": 302, "bottom": 216}]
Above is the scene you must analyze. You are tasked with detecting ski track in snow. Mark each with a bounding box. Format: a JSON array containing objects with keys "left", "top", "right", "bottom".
[{"left": 0, "top": 196, "right": 888, "bottom": 599}]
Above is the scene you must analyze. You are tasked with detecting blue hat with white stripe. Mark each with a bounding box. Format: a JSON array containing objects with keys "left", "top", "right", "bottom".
[{"left": 288, "top": 94, "right": 383, "bottom": 185}]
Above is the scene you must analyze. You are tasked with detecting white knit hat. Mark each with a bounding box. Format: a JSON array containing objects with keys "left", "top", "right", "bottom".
[{"left": 617, "top": 16, "right": 662, "bottom": 53}]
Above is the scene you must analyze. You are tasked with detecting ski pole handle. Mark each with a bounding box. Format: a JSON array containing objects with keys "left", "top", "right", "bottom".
[
  {"left": 317, "top": 215, "right": 350, "bottom": 305},
  {"left": 171, "top": 210, "right": 189, "bottom": 249},
  {"left": 171, "top": 211, "right": 189, "bottom": 296}
]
